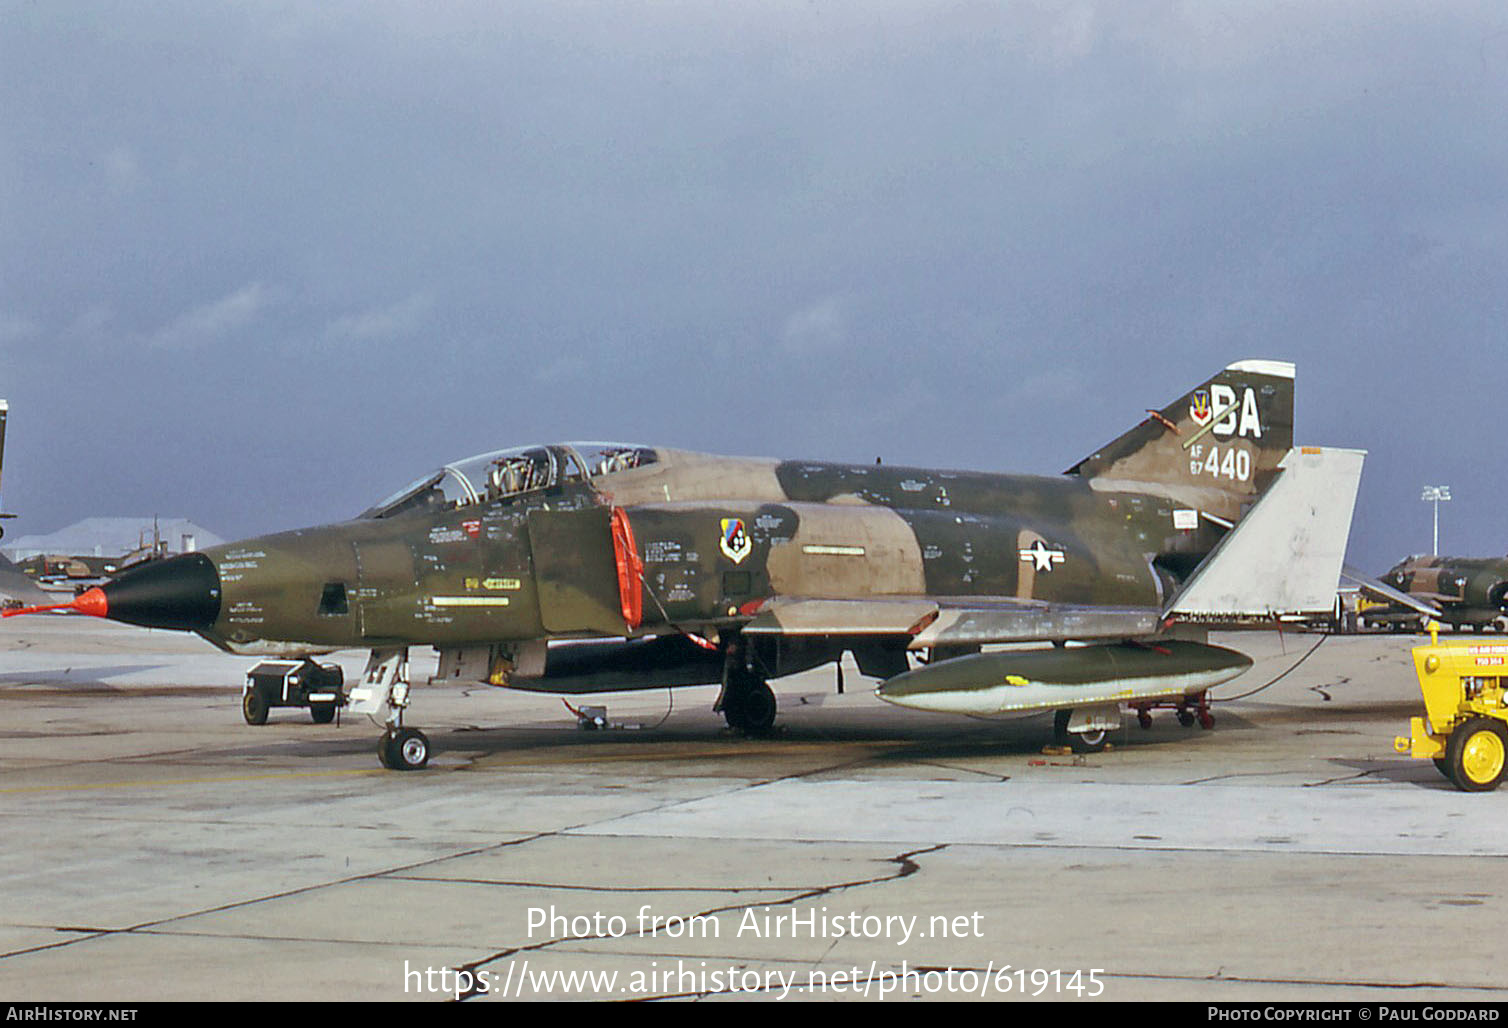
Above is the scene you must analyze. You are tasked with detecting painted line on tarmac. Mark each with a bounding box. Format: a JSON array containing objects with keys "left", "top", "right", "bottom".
[{"left": 0, "top": 768, "right": 385, "bottom": 793}]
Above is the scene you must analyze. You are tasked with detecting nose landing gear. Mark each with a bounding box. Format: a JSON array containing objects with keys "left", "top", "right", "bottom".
[{"left": 349, "top": 647, "right": 430, "bottom": 771}]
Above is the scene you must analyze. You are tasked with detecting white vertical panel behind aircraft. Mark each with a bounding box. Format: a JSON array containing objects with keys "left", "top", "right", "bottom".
[{"left": 1167, "top": 447, "right": 1366, "bottom": 619}]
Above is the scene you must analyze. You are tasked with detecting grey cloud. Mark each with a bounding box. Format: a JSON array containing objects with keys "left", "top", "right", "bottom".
[
  {"left": 323, "top": 291, "right": 435, "bottom": 344},
  {"left": 0, "top": 1, "right": 1504, "bottom": 570},
  {"left": 780, "top": 295, "right": 851, "bottom": 353},
  {"left": 147, "top": 283, "right": 269, "bottom": 350}
]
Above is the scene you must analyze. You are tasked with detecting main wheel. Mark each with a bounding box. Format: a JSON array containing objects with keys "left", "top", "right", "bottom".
[
  {"left": 722, "top": 672, "right": 776, "bottom": 734},
  {"left": 310, "top": 702, "right": 336, "bottom": 724},
  {"left": 1053, "top": 709, "right": 1108, "bottom": 754},
  {"left": 242, "top": 689, "right": 269, "bottom": 725},
  {"left": 738, "top": 682, "right": 777, "bottom": 734},
  {"left": 1446, "top": 718, "right": 1508, "bottom": 792},
  {"left": 380, "top": 727, "right": 430, "bottom": 771}
]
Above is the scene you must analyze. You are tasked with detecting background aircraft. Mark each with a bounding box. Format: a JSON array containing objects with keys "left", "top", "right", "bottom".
[
  {"left": 0, "top": 552, "right": 48, "bottom": 609},
  {"left": 6, "top": 360, "right": 1364, "bottom": 769},
  {"left": 1364, "top": 554, "right": 1508, "bottom": 632}
]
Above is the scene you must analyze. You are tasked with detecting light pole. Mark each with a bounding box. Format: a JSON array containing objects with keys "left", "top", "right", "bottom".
[{"left": 1422, "top": 486, "right": 1451, "bottom": 556}]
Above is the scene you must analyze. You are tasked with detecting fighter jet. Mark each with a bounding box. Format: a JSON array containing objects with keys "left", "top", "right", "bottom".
[
  {"left": 5, "top": 360, "right": 1365, "bottom": 769},
  {"left": 1365, "top": 554, "right": 1508, "bottom": 632}
]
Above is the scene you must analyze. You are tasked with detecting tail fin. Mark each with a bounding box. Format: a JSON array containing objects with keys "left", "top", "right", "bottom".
[{"left": 1067, "top": 359, "right": 1294, "bottom": 522}]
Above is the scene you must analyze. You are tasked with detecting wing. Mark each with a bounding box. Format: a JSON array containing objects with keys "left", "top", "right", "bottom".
[
  {"left": 738, "top": 594, "right": 1161, "bottom": 648},
  {"left": 1340, "top": 563, "right": 1442, "bottom": 621}
]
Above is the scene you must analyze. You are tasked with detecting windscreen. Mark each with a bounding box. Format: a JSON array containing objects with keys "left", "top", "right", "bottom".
[{"left": 361, "top": 443, "right": 657, "bottom": 519}]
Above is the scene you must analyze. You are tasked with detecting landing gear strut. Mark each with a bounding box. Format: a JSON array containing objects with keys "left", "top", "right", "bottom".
[
  {"left": 718, "top": 653, "right": 777, "bottom": 735},
  {"left": 349, "top": 647, "right": 430, "bottom": 771}
]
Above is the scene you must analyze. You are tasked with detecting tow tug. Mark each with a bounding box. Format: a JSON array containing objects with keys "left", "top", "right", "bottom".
[
  {"left": 242, "top": 658, "right": 346, "bottom": 726},
  {"left": 1394, "top": 622, "right": 1508, "bottom": 791}
]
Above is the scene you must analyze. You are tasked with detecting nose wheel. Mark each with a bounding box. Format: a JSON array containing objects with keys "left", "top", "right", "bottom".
[{"left": 379, "top": 727, "right": 430, "bottom": 771}]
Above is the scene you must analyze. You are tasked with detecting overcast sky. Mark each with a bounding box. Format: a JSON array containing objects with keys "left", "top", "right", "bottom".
[{"left": 3, "top": 1, "right": 1506, "bottom": 571}]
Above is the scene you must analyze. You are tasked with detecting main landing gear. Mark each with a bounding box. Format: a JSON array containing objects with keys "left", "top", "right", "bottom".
[
  {"left": 1052, "top": 706, "right": 1121, "bottom": 754},
  {"left": 718, "top": 656, "right": 777, "bottom": 735}
]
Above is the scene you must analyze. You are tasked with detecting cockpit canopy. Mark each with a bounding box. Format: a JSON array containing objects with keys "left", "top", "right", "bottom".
[{"left": 361, "top": 442, "right": 659, "bottom": 520}]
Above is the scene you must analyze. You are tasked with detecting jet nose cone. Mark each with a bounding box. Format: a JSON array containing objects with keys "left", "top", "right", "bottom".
[{"left": 100, "top": 552, "right": 222, "bottom": 631}]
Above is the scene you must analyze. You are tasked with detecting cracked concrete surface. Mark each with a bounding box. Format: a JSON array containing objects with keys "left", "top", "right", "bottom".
[{"left": 0, "top": 619, "right": 1505, "bottom": 1001}]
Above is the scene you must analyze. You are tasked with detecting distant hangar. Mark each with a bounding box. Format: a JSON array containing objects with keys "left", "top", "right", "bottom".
[{"left": 2, "top": 517, "right": 224, "bottom": 564}]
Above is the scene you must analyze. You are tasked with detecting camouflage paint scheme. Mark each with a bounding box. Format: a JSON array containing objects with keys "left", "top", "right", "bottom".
[
  {"left": 192, "top": 363, "right": 1290, "bottom": 659},
  {"left": 1375, "top": 555, "right": 1508, "bottom": 630},
  {"left": 146, "top": 360, "right": 1290, "bottom": 697},
  {"left": 33, "top": 360, "right": 1305, "bottom": 764}
]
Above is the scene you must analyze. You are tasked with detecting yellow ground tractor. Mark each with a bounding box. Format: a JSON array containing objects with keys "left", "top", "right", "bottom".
[{"left": 1395, "top": 623, "right": 1508, "bottom": 791}]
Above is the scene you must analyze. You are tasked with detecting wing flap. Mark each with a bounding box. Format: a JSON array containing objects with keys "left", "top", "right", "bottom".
[{"left": 910, "top": 604, "right": 1161, "bottom": 648}]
